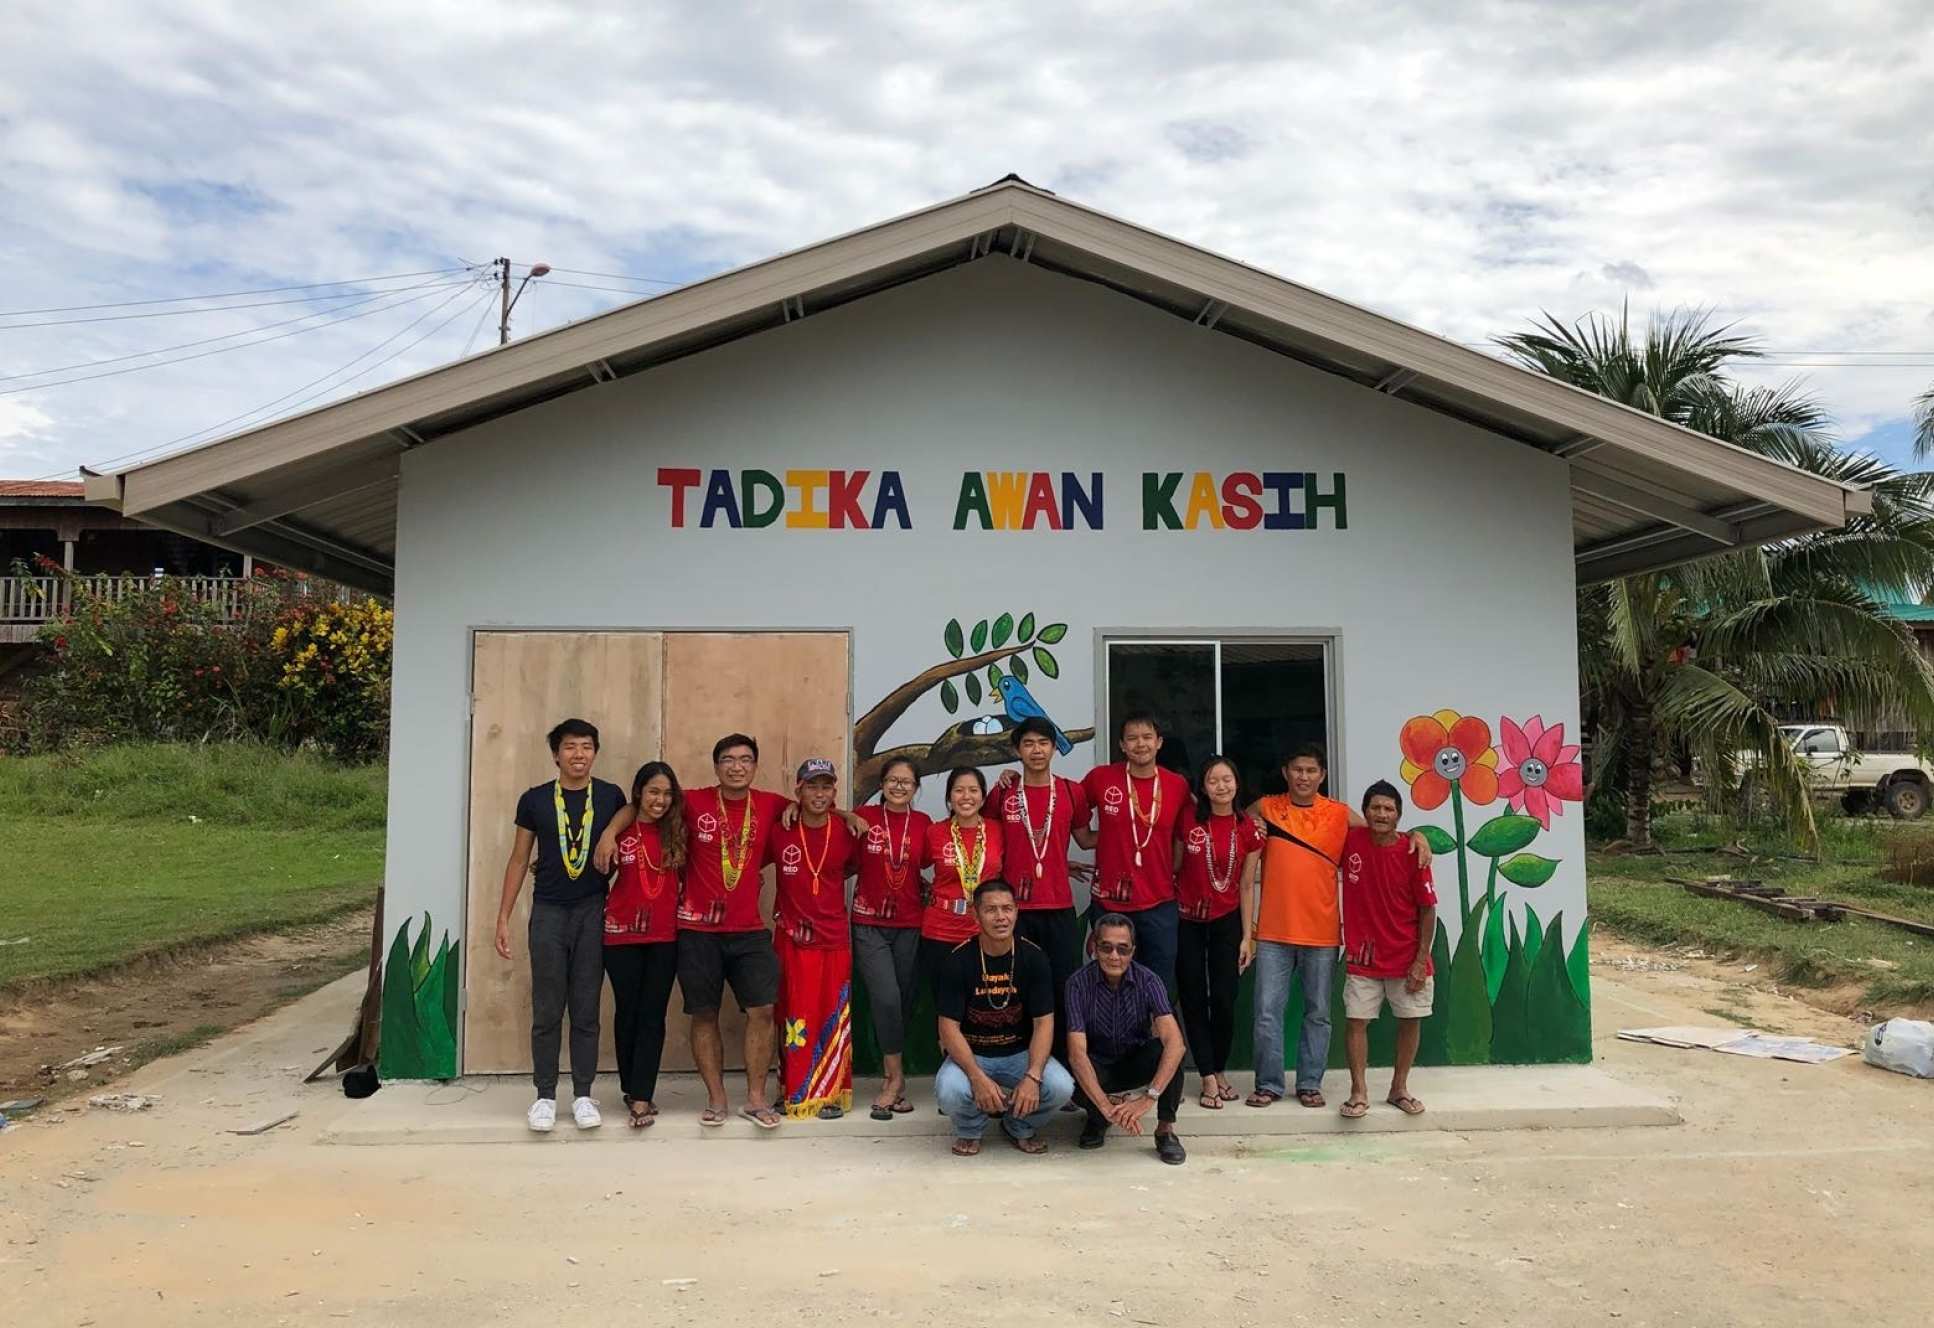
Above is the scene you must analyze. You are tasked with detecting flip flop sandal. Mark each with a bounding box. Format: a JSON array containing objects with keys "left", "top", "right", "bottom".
[
  {"left": 1005, "top": 1131, "right": 1047, "bottom": 1156},
  {"left": 628, "top": 1104, "right": 655, "bottom": 1128},
  {"left": 869, "top": 1103, "right": 896, "bottom": 1121},
  {"left": 1297, "top": 1091, "right": 1326, "bottom": 1109},
  {"left": 1339, "top": 1098, "right": 1369, "bottom": 1119},
  {"left": 1245, "top": 1089, "right": 1282, "bottom": 1108},
  {"left": 699, "top": 1105, "right": 728, "bottom": 1127},
  {"left": 951, "top": 1137, "right": 981, "bottom": 1157},
  {"left": 1198, "top": 1091, "right": 1224, "bottom": 1111},
  {"left": 1217, "top": 1082, "right": 1240, "bottom": 1102},
  {"left": 1386, "top": 1094, "right": 1425, "bottom": 1116},
  {"left": 890, "top": 1097, "right": 914, "bottom": 1114},
  {"left": 739, "top": 1105, "right": 782, "bottom": 1130}
]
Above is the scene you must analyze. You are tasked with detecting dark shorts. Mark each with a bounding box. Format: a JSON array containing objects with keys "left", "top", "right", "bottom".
[{"left": 677, "top": 929, "right": 779, "bottom": 1014}]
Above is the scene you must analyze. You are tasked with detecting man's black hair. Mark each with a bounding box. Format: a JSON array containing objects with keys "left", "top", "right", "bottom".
[
  {"left": 1284, "top": 742, "right": 1327, "bottom": 770},
  {"left": 1117, "top": 710, "right": 1163, "bottom": 741},
  {"left": 1092, "top": 912, "right": 1137, "bottom": 944},
  {"left": 712, "top": 732, "right": 759, "bottom": 764},
  {"left": 1362, "top": 778, "right": 1404, "bottom": 816},
  {"left": 974, "top": 879, "right": 1017, "bottom": 907},
  {"left": 547, "top": 718, "right": 600, "bottom": 754},
  {"left": 1010, "top": 715, "right": 1059, "bottom": 750}
]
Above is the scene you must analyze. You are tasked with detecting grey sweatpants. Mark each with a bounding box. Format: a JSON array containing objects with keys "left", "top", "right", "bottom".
[
  {"left": 851, "top": 923, "right": 920, "bottom": 1057},
  {"left": 530, "top": 894, "right": 604, "bottom": 1098}
]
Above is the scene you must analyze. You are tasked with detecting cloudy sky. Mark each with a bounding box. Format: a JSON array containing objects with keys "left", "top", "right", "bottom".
[{"left": 2, "top": 0, "right": 1929, "bottom": 481}]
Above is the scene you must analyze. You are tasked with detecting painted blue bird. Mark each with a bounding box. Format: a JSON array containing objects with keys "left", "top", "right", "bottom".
[{"left": 997, "top": 675, "right": 1074, "bottom": 755}]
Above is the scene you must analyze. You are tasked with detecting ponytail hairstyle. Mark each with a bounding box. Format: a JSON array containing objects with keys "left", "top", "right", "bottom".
[
  {"left": 1193, "top": 754, "right": 1247, "bottom": 826},
  {"left": 630, "top": 760, "right": 688, "bottom": 870}
]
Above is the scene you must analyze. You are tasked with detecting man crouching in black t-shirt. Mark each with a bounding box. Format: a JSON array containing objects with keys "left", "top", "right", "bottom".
[
  {"left": 934, "top": 881, "right": 1075, "bottom": 1156},
  {"left": 495, "top": 718, "right": 629, "bottom": 1134}
]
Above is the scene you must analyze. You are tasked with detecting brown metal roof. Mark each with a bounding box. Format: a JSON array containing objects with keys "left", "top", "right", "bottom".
[{"left": 84, "top": 178, "right": 1867, "bottom": 595}]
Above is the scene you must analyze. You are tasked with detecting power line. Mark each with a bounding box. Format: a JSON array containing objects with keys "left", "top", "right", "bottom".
[
  {"left": 0, "top": 280, "right": 476, "bottom": 385},
  {"left": 541, "top": 277, "right": 667, "bottom": 297},
  {"left": 544, "top": 266, "right": 680, "bottom": 285},
  {"left": 0, "top": 275, "right": 478, "bottom": 330},
  {"left": 0, "top": 280, "right": 477, "bottom": 397},
  {"left": 0, "top": 267, "right": 473, "bottom": 318}
]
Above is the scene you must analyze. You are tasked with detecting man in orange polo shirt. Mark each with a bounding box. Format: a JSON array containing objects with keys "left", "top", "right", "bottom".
[{"left": 1240, "top": 744, "right": 1430, "bottom": 1108}]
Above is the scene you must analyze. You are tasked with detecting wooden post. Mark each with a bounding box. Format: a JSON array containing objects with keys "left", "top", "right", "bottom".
[
  {"left": 61, "top": 539, "right": 74, "bottom": 571},
  {"left": 241, "top": 554, "right": 253, "bottom": 578}
]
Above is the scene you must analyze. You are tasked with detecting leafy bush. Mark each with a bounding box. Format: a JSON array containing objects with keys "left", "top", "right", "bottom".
[{"left": 16, "top": 570, "right": 391, "bottom": 760}]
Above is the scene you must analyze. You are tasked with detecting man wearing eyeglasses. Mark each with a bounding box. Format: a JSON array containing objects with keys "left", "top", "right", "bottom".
[{"left": 1063, "top": 913, "right": 1189, "bottom": 1164}]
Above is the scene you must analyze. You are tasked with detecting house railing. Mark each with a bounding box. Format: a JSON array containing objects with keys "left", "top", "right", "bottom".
[{"left": 1, "top": 574, "right": 256, "bottom": 627}]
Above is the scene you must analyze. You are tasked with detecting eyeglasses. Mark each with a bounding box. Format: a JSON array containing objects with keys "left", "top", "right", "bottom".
[
  {"left": 882, "top": 777, "right": 916, "bottom": 789},
  {"left": 1094, "top": 941, "right": 1134, "bottom": 957},
  {"left": 717, "top": 756, "right": 756, "bottom": 767}
]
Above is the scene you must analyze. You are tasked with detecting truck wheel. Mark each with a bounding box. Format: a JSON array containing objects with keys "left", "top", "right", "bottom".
[{"left": 1884, "top": 780, "right": 1928, "bottom": 820}]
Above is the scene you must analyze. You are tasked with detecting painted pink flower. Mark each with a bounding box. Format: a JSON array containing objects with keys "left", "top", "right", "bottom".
[{"left": 1496, "top": 715, "right": 1584, "bottom": 829}]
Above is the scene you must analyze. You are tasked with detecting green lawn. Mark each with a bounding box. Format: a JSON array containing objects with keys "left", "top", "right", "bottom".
[
  {"left": 1588, "top": 813, "right": 1934, "bottom": 1007},
  {"left": 0, "top": 743, "right": 385, "bottom": 987}
]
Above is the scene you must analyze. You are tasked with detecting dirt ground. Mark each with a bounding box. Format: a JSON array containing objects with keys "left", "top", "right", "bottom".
[
  {"left": 4, "top": 931, "right": 1931, "bottom": 1327},
  {"left": 0, "top": 907, "right": 371, "bottom": 1104}
]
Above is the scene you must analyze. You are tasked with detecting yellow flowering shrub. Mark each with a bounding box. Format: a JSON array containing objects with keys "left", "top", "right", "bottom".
[{"left": 273, "top": 598, "right": 394, "bottom": 759}]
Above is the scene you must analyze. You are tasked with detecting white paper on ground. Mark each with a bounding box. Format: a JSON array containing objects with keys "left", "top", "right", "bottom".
[
  {"left": 1616, "top": 1026, "right": 1745, "bottom": 1050},
  {"left": 1712, "top": 1033, "right": 1852, "bottom": 1064}
]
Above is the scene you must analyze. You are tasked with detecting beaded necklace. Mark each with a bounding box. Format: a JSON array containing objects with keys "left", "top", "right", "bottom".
[
  {"left": 718, "top": 789, "right": 756, "bottom": 892},
  {"left": 554, "top": 780, "right": 595, "bottom": 880},
  {"left": 1126, "top": 769, "right": 1160, "bottom": 869},
  {"left": 1206, "top": 811, "right": 1238, "bottom": 893},
  {"left": 1017, "top": 778, "right": 1057, "bottom": 881},
  {"left": 948, "top": 818, "right": 986, "bottom": 905}
]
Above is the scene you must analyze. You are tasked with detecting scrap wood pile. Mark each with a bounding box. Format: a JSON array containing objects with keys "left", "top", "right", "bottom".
[{"left": 1666, "top": 875, "right": 1934, "bottom": 939}]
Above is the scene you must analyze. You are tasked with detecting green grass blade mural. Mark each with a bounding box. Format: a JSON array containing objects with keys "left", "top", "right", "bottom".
[{"left": 378, "top": 912, "right": 458, "bottom": 1080}]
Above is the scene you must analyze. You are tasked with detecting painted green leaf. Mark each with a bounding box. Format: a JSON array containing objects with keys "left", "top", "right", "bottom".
[
  {"left": 1481, "top": 895, "right": 1509, "bottom": 1004},
  {"left": 970, "top": 619, "right": 989, "bottom": 652},
  {"left": 1416, "top": 919, "right": 1454, "bottom": 1067},
  {"left": 1017, "top": 612, "right": 1036, "bottom": 642},
  {"left": 1566, "top": 919, "right": 1592, "bottom": 1010},
  {"left": 944, "top": 618, "right": 964, "bottom": 659},
  {"left": 413, "top": 941, "right": 456, "bottom": 1077},
  {"left": 1522, "top": 902, "right": 1544, "bottom": 975},
  {"left": 1527, "top": 912, "right": 1592, "bottom": 1063},
  {"left": 991, "top": 612, "right": 1013, "bottom": 648},
  {"left": 964, "top": 672, "right": 983, "bottom": 706},
  {"left": 1032, "top": 647, "right": 1059, "bottom": 679},
  {"left": 1418, "top": 824, "right": 1457, "bottom": 856},
  {"left": 378, "top": 922, "right": 423, "bottom": 1080},
  {"left": 1037, "top": 622, "right": 1068, "bottom": 644},
  {"left": 409, "top": 911, "right": 433, "bottom": 989},
  {"left": 1446, "top": 900, "right": 1493, "bottom": 1065},
  {"left": 940, "top": 679, "right": 960, "bottom": 714},
  {"left": 1465, "top": 814, "right": 1541, "bottom": 858},
  {"left": 987, "top": 664, "right": 1004, "bottom": 691},
  {"left": 1489, "top": 917, "right": 1535, "bottom": 1064},
  {"left": 1498, "top": 852, "right": 1559, "bottom": 888},
  {"left": 439, "top": 934, "right": 459, "bottom": 1047},
  {"left": 1011, "top": 655, "right": 1029, "bottom": 685}
]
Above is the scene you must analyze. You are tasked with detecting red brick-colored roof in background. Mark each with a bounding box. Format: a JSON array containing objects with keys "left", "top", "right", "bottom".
[{"left": 0, "top": 480, "right": 85, "bottom": 497}]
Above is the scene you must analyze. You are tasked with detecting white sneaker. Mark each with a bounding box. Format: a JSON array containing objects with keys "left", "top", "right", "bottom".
[
  {"left": 527, "top": 1098, "right": 556, "bottom": 1133},
  {"left": 572, "top": 1096, "right": 602, "bottom": 1129}
]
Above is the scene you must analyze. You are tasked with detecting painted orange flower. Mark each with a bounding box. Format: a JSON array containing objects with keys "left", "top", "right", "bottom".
[{"left": 1399, "top": 710, "right": 1500, "bottom": 810}]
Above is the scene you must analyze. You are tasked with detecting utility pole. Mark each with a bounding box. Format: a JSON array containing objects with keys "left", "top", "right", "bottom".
[{"left": 496, "top": 257, "right": 551, "bottom": 346}]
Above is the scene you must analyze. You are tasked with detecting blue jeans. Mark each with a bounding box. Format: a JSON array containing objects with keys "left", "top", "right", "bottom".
[
  {"left": 935, "top": 1051, "right": 1075, "bottom": 1140},
  {"left": 1252, "top": 941, "right": 1336, "bottom": 1096}
]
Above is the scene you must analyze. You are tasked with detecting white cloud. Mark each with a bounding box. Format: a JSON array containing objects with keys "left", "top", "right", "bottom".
[{"left": 1, "top": 0, "right": 1930, "bottom": 478}]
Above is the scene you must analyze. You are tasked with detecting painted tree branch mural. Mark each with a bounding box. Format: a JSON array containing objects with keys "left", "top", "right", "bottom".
[{"left": 853, "top": 610, "right": 1094, "bottom": 802}]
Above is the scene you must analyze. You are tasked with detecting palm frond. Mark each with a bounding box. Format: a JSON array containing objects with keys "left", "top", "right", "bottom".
[{"left": 1656, "top": 662, "right": 1818, "bottom": 846}]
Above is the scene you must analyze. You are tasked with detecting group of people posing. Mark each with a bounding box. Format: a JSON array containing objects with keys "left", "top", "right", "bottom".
[{"left": 495, "top": 712, "right": 1439, "bottom": 1163}]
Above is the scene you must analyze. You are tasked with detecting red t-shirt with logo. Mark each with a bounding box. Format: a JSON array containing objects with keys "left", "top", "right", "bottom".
[
  {"left": 920, "top": 819, "right": 1005, "bottom": 944},
  {"left": 851, "top": 804, "right": 931, "bottom": 928},
  {"left": 606, "top": 819, "right": 680, "bottom": 944},
  {"left": 1340, "top": 825, "right": 1439, "bottom": 978},
  {"left": 1081, "top": 764, "right": 1190, "bottom": 912},
  {"left": 772, "top": 817, "right": 859, "bottom": 949},
  {"left": 1176, "top": 811, "right": 1267, "bottom": 922},
  {"left": 678, "top": 786, "right": 789, "bottom": 933},
  {"left": 988, "top": 776, "right": 1089, "bottom": 911}
]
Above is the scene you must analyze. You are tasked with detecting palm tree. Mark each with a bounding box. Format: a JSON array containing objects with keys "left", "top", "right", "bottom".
[
  {"left": 1916, "top": 384, "right": 1934, "bottom": 460},
  {"left": 1500, "top": 309, "right": 1934, "bottom": 848}
]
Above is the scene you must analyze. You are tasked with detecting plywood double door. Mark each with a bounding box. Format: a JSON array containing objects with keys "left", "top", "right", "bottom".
[{"left": 462, "top": 631, "right": 851, "bottom": 1076}]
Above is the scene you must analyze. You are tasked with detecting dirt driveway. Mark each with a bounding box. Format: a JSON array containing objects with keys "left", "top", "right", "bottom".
[{"left": 3, "top": 939, "right": 1929, "bottom": 1327}]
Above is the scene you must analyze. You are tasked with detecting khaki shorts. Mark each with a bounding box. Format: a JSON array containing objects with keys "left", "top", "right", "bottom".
[{"left": 1344, "top": 973, "right": 1434, "bottom": 1020}]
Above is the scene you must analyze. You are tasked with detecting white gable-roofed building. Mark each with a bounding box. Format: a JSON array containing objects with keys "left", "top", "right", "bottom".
[{"left": 88, "top": 178, "right": 1865, "bottom": 1078}]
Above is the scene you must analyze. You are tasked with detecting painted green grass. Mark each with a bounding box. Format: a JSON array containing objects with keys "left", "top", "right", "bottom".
[{"left": 1588, "top": 846, "right": 1934, "bottom": 1007}]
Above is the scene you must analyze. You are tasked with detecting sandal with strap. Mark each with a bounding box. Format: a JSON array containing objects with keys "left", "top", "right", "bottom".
[
  {"left": 628, "top": 1101, "right": 654, "bottom": 1129},
  {"left": 1386, "top": 1093, "right": 1425, "bottom": 1116},
  {"left": 1198, "top": 1089, "right": 1223, "bottom": 1110},
  {"left": 1005, "top": 1131, "right": 1047, "bottom": 1156},
  {"left": 1245, "top": 1088, "right": 1282, "bottom": 1108},
  {"left": 951, "top": 1137, "right": 981, "bottom": 1157},
  {"left": 699, "top": 1104, "right": 728, "bottom": 1127},
  {"left": 1296, "top": 1090, "right": 1326, "bottom": 1109},
  {"left": 1339, "top": 1096, "right": 1369, "bottom": 1119}
]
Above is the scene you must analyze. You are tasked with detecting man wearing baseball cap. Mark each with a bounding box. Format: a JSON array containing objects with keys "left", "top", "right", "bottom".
[{"left": 772, "top": 757, "right": 861, "bottom": 1119}]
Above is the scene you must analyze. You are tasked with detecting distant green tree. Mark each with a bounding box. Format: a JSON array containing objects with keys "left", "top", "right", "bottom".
[{"left": 1500, "top": 310, "right": 1934, "bottom": 847}]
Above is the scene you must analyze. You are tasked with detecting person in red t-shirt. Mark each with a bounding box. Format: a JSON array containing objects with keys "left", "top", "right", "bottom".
[
  {"left": 772, "top": 758, "right": 860, "bottom": 1121},
  {"left": 1079, "top": 712, "right": 1190, "bottom": 994},
  {"left": 1339, "top": 779, "right": 1438, "bottom": 1120},
  {"left": 851, "top": 755, "right": 931, "bottom": 1120},
  {"left": 604, "top": 760, "right": 685, "bottom": 1128},
  {"left": 919, "top": 767, "right": 1005, "bottom": 1000},
  {"left": 1175, "top": 755, "right": 1267, "bottom": 1110},
  {"left": 988, "top": 716, "right": 1093, "bottom": 1065}
]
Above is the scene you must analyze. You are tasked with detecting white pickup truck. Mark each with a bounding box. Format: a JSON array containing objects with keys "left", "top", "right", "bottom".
[{"left": 1773, "top": 723, "right": 1931, "bottom": 819}]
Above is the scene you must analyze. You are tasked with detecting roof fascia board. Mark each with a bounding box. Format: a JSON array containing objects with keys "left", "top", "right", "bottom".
[
  {"left": 210, "top": 450, "right": 402, "bottom": 537},
  {"left": 1003, "top": 193, "right": 1854, "bottom": 530},
  {"left": 136, "top": 501, "right": 395, "bottom": 595},
  {"left": 117, "top": 190, "right": 1018, "bottom": 515}
]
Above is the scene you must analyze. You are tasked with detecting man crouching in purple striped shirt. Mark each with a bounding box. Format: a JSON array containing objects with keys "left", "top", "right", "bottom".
[{"left": 1065, "top": 913, "right": 1190, "bottom": 1164}]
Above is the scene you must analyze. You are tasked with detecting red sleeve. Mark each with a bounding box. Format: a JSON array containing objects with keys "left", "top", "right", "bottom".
[
  {"left": 1242, "top": 817, "right": 1269, "bottom": 854},
  {"left": 1079, "top": 767, "right": 1104, "bottom": 820},
  {"left": 1066, "top": 776, "right": 1091, "bottom": 827},
  {"left": 756, "top": 788, "right": 790, "bottom": 830}
]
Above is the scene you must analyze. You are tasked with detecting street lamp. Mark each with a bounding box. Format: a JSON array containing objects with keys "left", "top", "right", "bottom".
[{"left": 496, "top": 259, "right": 551, "bottom": 346}]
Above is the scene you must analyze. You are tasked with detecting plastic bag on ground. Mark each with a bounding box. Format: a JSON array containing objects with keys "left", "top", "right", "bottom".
[{"left": 1862, "top": 1018, "right": 1934, "bottom": 1079}]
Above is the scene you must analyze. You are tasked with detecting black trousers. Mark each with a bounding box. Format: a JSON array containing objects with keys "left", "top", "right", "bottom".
[
  {"left": 1016, "top": 907, "right": 1081, "bottom": 1063},
  {"left": 1075, "top": 1037, "right": 1183, "bottom": 1126},
  {"left": 1176, "top": 911, "right": 1242, "bottom": 1078},
  {"left": 603, "top": 941, "right": 678, "bottom": 1103},
  {"left": 529, "top": 895, "right": 604, "bottom": 1098}
]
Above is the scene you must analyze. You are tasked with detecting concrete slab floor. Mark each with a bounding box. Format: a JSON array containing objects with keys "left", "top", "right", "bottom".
[{"left": 3, "top": 954, "right": 1929, "bottom": 1328}]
